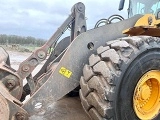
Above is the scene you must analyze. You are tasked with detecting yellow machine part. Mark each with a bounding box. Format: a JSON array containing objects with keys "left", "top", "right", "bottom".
[
  {"left": 133, "top": 70, "right": 160, "bottom": 119},
  {"left": 123, "top": 14, "right": 160, "bottom": 36}
]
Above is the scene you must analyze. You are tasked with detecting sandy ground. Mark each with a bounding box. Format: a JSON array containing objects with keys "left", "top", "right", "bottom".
[
  {"left": 7, "top": 50, "right": 90, "bottom": 120},
  {"left": 7, "top": 50, "right": 32, "bottom": 67}
]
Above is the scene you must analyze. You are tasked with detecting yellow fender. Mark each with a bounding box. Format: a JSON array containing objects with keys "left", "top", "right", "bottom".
[{"left": 123, "top": 14, "right": 160, "bottom": 36}]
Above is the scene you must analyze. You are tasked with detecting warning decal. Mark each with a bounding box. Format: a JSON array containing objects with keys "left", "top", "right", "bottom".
[{"left": 59, "top": 67, "right": 72, "bottom": 78}]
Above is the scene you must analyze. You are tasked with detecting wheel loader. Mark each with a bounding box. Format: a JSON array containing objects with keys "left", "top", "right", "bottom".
[{"left": 1, "top": 0, "right": 160, "bottom": 119}]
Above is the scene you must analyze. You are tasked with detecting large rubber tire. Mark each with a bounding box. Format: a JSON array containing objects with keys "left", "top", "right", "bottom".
[{"left": 80, "top": 36, "right": 160, "bottom": 120}]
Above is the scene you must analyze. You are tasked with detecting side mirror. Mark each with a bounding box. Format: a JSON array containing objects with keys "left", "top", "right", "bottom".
[{"left": 119, "top": 0, "right": 125, "bottom": 11}]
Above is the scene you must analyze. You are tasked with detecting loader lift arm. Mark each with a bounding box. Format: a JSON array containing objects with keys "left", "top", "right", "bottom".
[
  {"left": 19, "top": 2, "right": 86, "bottom": 100},
  {"left": 17, "top": 2, "right": 86, "bottom": 80}
]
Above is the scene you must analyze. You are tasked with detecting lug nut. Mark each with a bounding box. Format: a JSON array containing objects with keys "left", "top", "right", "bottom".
[
  {"left": 22, "top": 65, "right": 30, "bottom": 72},
  {"left": 16, "top": 112, "right": 27, "bottom": 120},
  {"left": 37, "top": 50, "right": 46, "bottom": 59}
]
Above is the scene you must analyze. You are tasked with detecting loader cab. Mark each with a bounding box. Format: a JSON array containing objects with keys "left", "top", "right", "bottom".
[{"left": 119, "top": 0, "right": 160, "bottom": 18}]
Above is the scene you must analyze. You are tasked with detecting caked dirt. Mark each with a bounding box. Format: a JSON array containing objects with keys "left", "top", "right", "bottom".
[{"left": 7, "top": 50, "right": 90, "bottom": 120}]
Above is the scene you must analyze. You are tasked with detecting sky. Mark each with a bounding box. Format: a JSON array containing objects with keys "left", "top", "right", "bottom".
[{"left": 0, "top": 0, "right": 129, "bottom": 40}]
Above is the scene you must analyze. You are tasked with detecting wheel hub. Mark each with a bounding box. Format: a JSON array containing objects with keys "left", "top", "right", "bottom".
[
  {"left": 140, "top": 84, "right": 151, "bottom": 100},
  {"left": 133, "top": 70, "right": 160, "bottom": 119}
]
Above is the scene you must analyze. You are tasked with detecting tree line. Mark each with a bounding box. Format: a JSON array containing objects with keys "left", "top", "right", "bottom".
[{"left": 0, "top": 34, "right": 46, "bottom": 46}]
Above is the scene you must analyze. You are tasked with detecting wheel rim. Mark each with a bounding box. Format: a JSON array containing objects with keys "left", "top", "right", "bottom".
[{"left": 133, "top": 70, "right": 160, "bottom": 119}]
